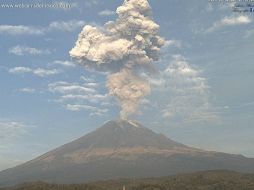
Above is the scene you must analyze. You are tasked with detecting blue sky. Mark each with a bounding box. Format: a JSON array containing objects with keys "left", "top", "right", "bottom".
[{"left": 0, "top": 0, "right": 254, "bottom": 171}]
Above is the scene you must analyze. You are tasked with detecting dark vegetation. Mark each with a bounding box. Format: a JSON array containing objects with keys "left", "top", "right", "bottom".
[{"left": 1, "top": 170, "right": 254, "bottom": 190}]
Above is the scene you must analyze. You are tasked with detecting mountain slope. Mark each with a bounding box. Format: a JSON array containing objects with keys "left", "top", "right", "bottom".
[{"left": 0, "top": 120, "right": 254, "bottom": 187}]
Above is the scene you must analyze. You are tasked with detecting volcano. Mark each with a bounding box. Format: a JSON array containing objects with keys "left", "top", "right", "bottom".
[{"left": 0, "top": 119, "right": 254, "bottom": 186}]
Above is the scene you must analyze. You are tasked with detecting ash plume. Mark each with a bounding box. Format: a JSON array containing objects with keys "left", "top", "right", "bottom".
[{"left": 70, "top": 0, "right": 165, "bottom": 118}]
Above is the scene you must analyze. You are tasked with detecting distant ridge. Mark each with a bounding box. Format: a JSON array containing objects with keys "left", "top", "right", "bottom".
[{"left": 1, "top": 120, "right": 254, "bottom": 187}]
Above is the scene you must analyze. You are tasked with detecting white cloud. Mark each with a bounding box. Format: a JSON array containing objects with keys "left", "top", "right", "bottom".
[
  {"left": 164, "top": 40, "right": 182, "bottom": 49},
  {"left": 98, "top": 9, "right": 115, "bottom": 16},
  {"left": 9, "top": 45, "right": 51, "bottom": 56},
  {"left": 206, "top": 1, "right": 235, "bottom": 12},
  {"left": 0, "top": 20, "right": 86, "bottom": 35},
  {"left": 66, "top": 104, "right": 96, "bottom": 111},
  {"left": 84, "top": 82, "right": 98, "bottom": 87},
  {"left": 207, "top": 15, "right": 252, "bottom": 32},
  {"left": 48, "top": 81, "right": 96, "bottom": 94},
  {"left": 0, "top": 120, "right": 33, "bottom": 143},
  {"left": 66, "top": 104, "right": 105, "bottom": 112},
  {"left": 62, "top": 94, "right": 108, "bottom": 103},
  {"left": 48, "top": 80, "right": 111, "bottom": 116},
  {"left": 0, "top": 119, "right": 35, "bottom": 171},
  {"left": 220, "top": 15, "right": 251, "bottom": 25},
  {"left": 48, "top": 20, "right": 86, "bottom": 32},
  {"left": 65, "top": 104, "right": 108, "bottom": 116},
  {"left": 150, "top": 55, "right": 217, "bottom": 124},
  {"left": 85, "top": 0, "right": 99, "bottom": 7},
  {"left": 0, "top": 25, "right": 44, "bottom": 35},
  {"left": 18, "top": 88, "right": 36, "bottom": 93},
  {"left": 53, "top": 60, "right": 75, "bottom": 67},
  {"left": 9, "top": 67, "right": 60, "bottom": 77},
  {"left": 80, "top": 76, "right": 95, "bottom": 83},
  {"left": 33, "top": 68, "right": 60, "bottom": 77},
  {"left": 9, "top": 67, "right": 32, "bottom": 74}
]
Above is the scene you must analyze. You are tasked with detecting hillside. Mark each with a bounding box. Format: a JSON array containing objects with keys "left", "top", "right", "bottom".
[{"left": 1, "top": 170, "right": 254, "bottom": 190}]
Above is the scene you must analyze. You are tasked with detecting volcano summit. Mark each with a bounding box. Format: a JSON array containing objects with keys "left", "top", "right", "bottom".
[{"left": 0, "top": 120, "right": 254, "bottom": 187}]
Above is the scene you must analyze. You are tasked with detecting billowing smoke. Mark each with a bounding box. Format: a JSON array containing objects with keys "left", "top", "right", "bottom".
[{"left": 69, "top": 0, "right": 165, "bottom": 119}]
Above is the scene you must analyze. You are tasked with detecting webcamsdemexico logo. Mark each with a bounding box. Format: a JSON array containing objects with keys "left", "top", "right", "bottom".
[
  {"left": 233, "top": 3, "right": 254, "bottom": 13},
  {"left": 208, "top": 0, "right": 254, "bottom": 13},
  {"left": 0, "top": 3, "right": 73, "bottom": 9}
]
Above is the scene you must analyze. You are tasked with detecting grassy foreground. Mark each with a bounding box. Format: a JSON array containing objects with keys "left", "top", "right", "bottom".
[{"left": 1, "top": 170, "right": 254, "bottom": 190}]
